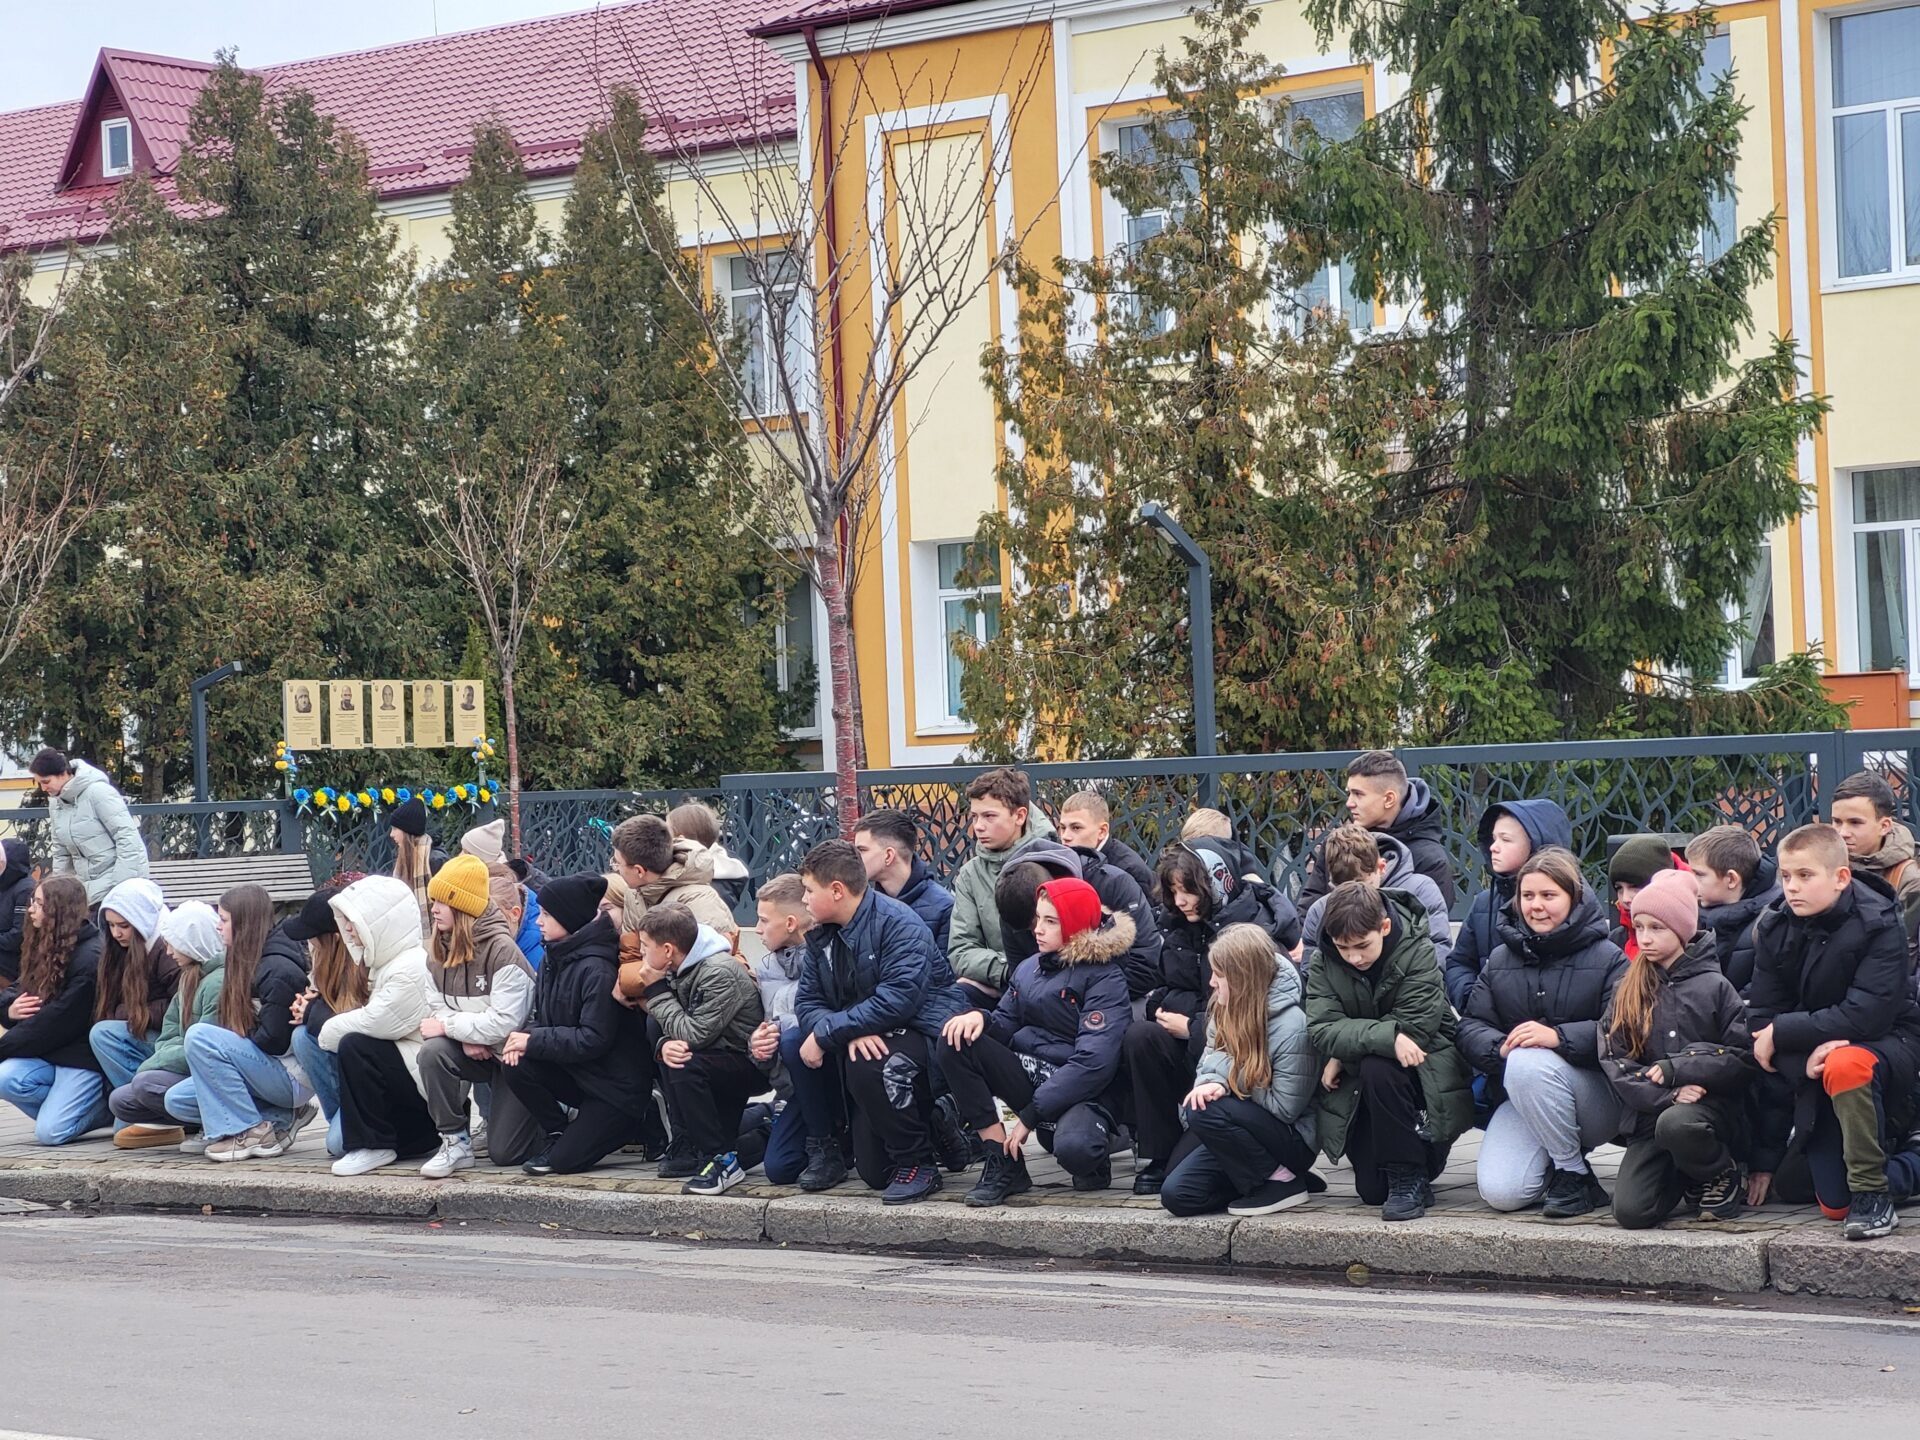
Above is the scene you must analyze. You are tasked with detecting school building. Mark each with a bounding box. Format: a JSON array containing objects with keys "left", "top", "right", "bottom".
[{"left": 6, "top": 0, "right": 1920, "bottom": 765}]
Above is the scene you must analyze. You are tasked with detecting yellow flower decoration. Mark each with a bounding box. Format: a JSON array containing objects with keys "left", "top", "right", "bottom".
[
  {"left": 356, "top": 791, "right": 372, "bottom": 808},
  {"left": 381, "top": 787, "right": 396, "bottom": 804},
  {"left": 336, "top": 796, "right": 351, "bottom": 813},
  {"left": 274, "top": 759, "right": 289, "bottom": 771},
  {"left": 431, "top": 794, "right": 446, "bottom": 810}
]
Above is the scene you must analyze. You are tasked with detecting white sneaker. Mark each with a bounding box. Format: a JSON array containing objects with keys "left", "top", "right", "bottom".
[
  {"left": 178, "top": 1134, "right": 210, "bottom": 1156},
  {"left": 419, "top": 1133, "right": 474, "bottom": 1179},
  {"left": 331, "top": 1148, "right": 398, "bottom": 1177}
]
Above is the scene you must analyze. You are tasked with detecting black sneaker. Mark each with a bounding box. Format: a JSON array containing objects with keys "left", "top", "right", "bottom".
[
  {"left": 1542, "top": 1165, "right": 1600, "bottom": 1219},
  {"left": 964, "top": 1149, "right": 1033, "bottom": 1208},
  {"left": 882, "top": 1163, "right": 942, "bottom": 1205},
  {"left": 522, "top": 1150, "right": 557, "bottom": 1177},
  {"left": 1680, "top": 1181, "right": 1705, "bottom": 1215},
  {"left": 683, "top": 1152, "right": 746, "bottom": 1197},
  {"left": 1072, "top": 1159, "right": 1113, "bottom": 1193},
  {"left": 1697, "top": 1165, "right": 1745, "bottom": 1222},
  {"left": 797, "top": 1132, "right": 849, "bottom": 1192},
  {"left": 930, "top": 1095, "right": 974, "bottom": 1174},
  {"left": 1132, "top": 1160, "right": 1168, "bottom": 1196},
  {"left": 657, "top": 1142, "right": 701, "bottom": 1181},
  {"left": 1227, "top": 1175, "right": 1311, "bottom": 1217},
  {"left": 1844, "top": 1190, "right": 1899, "bottom": 1241},
  {"left": 1381, "top": 1163, "right": 1428, "bottom": 1222}
]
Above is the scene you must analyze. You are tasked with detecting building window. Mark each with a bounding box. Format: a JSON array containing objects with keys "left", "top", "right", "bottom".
[
  {"left": 101, "top": 118, "right": 132, "bottom": 178},
  {"left": 1851, "top": 466, "right": 1920, "bottom": 674},
  {"left": 1700, "top": 29, "right": 1738, "bottom": 264},
  {"left": 1275, "top": 91, "right": 1373, "bottom": 333},
  {"left": 773, "top": 574, "right": 820, "bottom": 734},
  {"left": 1829, "top": 6, "right": 1920, "bottom": 279},
  {"left": 1111, "top": 119, "right": 1194, "bottom": 337},
  {"left": 1724, "top": 541, "right": 1775, "bottom": 685},
  {"left": 723, "top": 250, "right": 809, "bottom": 417},
  {"left": 934, "top": 541, "right": 1001, "bottom": 723}
]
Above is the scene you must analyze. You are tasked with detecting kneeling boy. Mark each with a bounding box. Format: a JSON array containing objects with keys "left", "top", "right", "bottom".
[
  {"left": 940, "top": 877, "right": 1134, "bottom": 1205},
  {"left": 1748, "top": 824, "right": 1920, "bottom": 1239}
]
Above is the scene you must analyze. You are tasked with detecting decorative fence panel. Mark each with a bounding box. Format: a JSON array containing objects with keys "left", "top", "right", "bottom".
[{"left": 722, "top": 730, "right": 1882, "bottom": 915}]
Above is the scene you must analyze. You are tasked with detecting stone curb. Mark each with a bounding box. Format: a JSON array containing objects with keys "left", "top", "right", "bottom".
[{"left": 5, "top": 1159, "right": 1918, "bottom": 1300}]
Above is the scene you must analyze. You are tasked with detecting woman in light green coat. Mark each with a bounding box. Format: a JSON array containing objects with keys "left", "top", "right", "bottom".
[{"left": 30, "top": 749, "right": 148, "bottom": 906}]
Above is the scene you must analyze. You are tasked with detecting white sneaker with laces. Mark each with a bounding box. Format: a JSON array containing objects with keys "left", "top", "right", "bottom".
[
  {"left": 332, "top": 1147, "right": 399, "bottom": 1177},
  {"left": 420, "top": 1133, "right": 475, "bottom": 1179}
]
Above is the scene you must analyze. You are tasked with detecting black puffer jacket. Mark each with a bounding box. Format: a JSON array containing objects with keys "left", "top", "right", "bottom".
[
  {"left": 523, "top": 913, "right": 653, "bottom": 1120},
  {"left": 0, "top": 840, "right": 32, "bottom": 985},
  {"left": 1597, "top": 938, "right": 1754, "bottom": 1141},
  {"left": 1747, "top": 873, "right": 1920, "bottom": 1124},
  {"left": 1100, "top": 837, "right": 1158, "bottom": 900},
  {"left": 1457, "top": 890, "right": 1628, "bottom": 1084},
  {"left": 1151, "top": 842, "right": 1300, "bottom": 1022},
  {"left": 1697, "top": 855, "right": 1781, "bottom": 995},
  {"left": 985, "top": 914, "right": 1135, "bottom": 1127},
  {"left": 0, "top": 920, "right": 104, "bottom": 1070},
  {"left": 1445, "top": 798, "right": 1571, "bottom": 1010},
  {"left": 1301, "top": 778, "right": 1457, "bottom": 907}
]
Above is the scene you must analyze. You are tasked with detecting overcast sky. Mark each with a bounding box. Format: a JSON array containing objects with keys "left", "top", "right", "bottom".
[{"left": 0, "top": 0, "right": 603, "bottom": 112}]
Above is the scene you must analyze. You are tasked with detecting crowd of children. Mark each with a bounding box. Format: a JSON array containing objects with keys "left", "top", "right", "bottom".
[{"left": 5, "top": 759, "right": 1920, "bottom": 1242}]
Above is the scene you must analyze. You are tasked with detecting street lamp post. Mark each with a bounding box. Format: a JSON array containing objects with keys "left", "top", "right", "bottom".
[
  {"left": 191, "top": 661, "right": 244, "bottom": 804},
  {"left": 1139, "top": 502, "right": 1218, "bottom": 805}
]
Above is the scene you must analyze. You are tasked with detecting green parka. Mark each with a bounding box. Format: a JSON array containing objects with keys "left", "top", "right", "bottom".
[{"left": 1305, "top": 891, "right": 1474, "bottom": 1162}]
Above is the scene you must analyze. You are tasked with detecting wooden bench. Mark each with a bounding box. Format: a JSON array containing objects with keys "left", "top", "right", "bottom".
[{"left": 146, "top": 853, "right": 318, "bottom": 908}]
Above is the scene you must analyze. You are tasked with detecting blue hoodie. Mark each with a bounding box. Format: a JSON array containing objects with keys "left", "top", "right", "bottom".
[
  {"left": 1444, "top": 798, "right": 1572, "bottom": 1010},
  {"left": 515, "top": 887, "right": 547, "bottom": 972}
]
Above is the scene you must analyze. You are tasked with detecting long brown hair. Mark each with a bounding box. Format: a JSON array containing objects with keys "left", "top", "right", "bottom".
[
  {"left": 95, "top": 914, "right": 168, "bottom": 1043},
  {"left": 309, "top": 932, "right": 369, "bottom": 1012},
  {"left": 215, "top": 884, "right": 273, "bottom": 1035},
  {"left": 1207, "top": 924, "right": 1278, "bottom": 1098},
  {"left": 430, "top": 908, "right": 477, "bottom": 969},
  {"left": 19, "top": 876, "right": 88, "bottom": 1000},
  {"left": 393, "top": 833, "right": 433, "bottom": 888}
]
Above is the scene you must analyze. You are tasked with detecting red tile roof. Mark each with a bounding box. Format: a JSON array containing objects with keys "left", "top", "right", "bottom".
[
  {"left": 1, "top": 0, "right": 798, "bottom": 254},
  {"left": 750, "top": 0, "right": 957, "bottom": 39}
]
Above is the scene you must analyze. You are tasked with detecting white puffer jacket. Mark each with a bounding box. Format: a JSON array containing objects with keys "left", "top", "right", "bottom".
[
  {"left": 48, "top": 761, "right": 149, "bottom": 905},
  {"left": 318, "top": 875, "right": 434, "bottom": 1092}
]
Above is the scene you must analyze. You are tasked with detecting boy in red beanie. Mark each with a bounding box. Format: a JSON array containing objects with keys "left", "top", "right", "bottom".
[{"left": 938, "top": 877, "right": 1135, "bottom": 1205}]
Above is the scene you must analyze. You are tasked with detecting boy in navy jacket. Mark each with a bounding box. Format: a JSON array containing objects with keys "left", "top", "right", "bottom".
[
  {"left": 939, "top": 876, "right": 1134, "bottom": 1205},
  {"left": 785, "top": 840, "right": 966, "bottom": 1205}
]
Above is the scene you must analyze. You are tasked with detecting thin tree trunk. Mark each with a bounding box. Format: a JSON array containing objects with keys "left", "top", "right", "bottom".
[
  {"left": 816, "top": 534, "right": 861, "bottom": 829},
  {"left": 502, "top": 665, "right": 523, "bottom": 857}
]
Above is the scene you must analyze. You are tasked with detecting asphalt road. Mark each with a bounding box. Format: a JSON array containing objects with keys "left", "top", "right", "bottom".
[{"left": 1, "top": 1211, "right": 1916, "bottom": 1439}]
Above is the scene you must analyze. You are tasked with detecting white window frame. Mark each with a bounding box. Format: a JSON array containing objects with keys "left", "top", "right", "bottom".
[
  {"left": 1840, "top": 464, "right": 1920, "bottom": 679},
  {"left": 911, "top": 540, "right": 1001, "bottom": 732},
  {"left": 1698, "top": 27, "right": 1739, "bottom": 266},
  {"left": 1722, "top": 538, "right": 1777, "bottom": 689},
  {"left": 1102, "top": 118, "right": 1185, "bottom": 339},
  {"left": 773, "top": 573, "right": 823, "bottom": 740},
  {"left": 1818, "top": 2, "right": 1920, "bottom": 291},
  {"left": 101, "top": 118, "right": 133, "bottom": 178},
  {"left": 719, "top": 248, "right": 808, "bottom": 418},
  {"left": 1271, "top": 87, "right": 1375, "bottom": 337}
]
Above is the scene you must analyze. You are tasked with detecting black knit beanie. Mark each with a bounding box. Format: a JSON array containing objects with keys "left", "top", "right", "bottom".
[
  {"left": 389, "top": 797, "right": 429, "bottom": 838},
  {"left": 540, "top": 873, "right": 608, "bottom": 935}
]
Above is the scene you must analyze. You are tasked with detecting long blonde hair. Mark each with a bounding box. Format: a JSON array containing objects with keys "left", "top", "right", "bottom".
[
  {"left": 430, "top": 908, "right": 477, "bottom": 969},
  {"left": 1208, "top": 924, "right": 1278, "bottom": 1098},
  {"left": 309, "top": 933, "right": 369, "bottom": 1012},
  {"left": 393, "top": 833, "right": 434, "bottom": 889}
]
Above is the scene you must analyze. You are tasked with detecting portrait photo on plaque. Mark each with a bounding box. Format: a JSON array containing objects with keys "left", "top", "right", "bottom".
[
  {"left": 369, "top": 680, "right": 407, "bottom": 749},
  {"left": 412, "top": 681, "right": 449, "bottom": 746},
  {"left": 283, "top": 681, "right": 323, "bottom": 750},
  {"left": 329, "top": 681, "right": 365, "bottom": 749}
]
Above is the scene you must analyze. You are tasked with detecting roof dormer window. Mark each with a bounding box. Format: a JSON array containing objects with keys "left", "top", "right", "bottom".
[{"left": 101, "top": 118, "right": 132, "bottom": 178}]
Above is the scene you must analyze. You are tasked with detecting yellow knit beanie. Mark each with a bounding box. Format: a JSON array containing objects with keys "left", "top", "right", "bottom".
[{"left": 428, "top": 853, "right": 491, "bottom": 918}]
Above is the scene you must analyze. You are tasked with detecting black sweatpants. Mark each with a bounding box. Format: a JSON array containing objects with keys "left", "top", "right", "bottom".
[
  {"left": 1346, "top": 1055, "right": 1440, "bottom": 1206},
  {"left": 939, "top": 1032, "right": 1117, "bottom": 1178},
  {"left": 1612, "top": 1097, "right": 1741, "bottom": 1230},
  {"left": 337, "top": 1032, "right": 439, "bottom": 1158},
  {"left": 1160, "top": 1096, "right": 1319, "bottom": 1216},
  {"left": 1126, "top": 1018, "right": 1197, "bottom": 1164},
  {"left": 841, "top": 1028, "right": 936, "bottom": 1188},
  {"left": 657, "top": 1047, "right": 766, "bottom": 1160},
  {"left": 498, "top": 1056, "right": 641, "bottom": 1176}
]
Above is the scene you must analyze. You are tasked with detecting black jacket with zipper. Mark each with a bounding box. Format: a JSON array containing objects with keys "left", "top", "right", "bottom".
[
  {"left": 1597, "top": 937, "right": 1754, "bottom": 1142},
  {"left": 1457, "top": 891, "right": 1628, "bottom": 1088},
  {"left": 522, "top": 913, "right": 653, "bottom": 1120},
  {"left": 0, "top": 920, "right": 104, "bottom": 1070}
]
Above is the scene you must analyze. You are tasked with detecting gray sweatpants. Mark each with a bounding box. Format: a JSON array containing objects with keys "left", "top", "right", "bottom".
[
  {"left": 1476, "top": 1047, "right": 1624, "bottom": 1211},
  {"left": 109, "top": 1069, "right": 189, "bottom": 1127}
]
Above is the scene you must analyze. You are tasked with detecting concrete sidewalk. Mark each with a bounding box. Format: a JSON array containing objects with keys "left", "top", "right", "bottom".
[{"left": 3, "top": 1105, "right": 1916, "bottom": 1301}]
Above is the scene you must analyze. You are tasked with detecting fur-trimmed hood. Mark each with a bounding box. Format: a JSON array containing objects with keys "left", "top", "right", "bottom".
[{"left": 1053, "top": 908, "right": 1137, "bottom": 967}]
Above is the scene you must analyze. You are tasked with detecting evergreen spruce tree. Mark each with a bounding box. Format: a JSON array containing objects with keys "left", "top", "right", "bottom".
[
  {"left": 967, "top": 0, "right": 1449, "bottom": 758},
  {"left": 1296, "top": 1, "right": 1826, "bottom": 738}
]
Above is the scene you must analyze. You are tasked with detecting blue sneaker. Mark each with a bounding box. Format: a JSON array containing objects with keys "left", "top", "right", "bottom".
[
  {"left": 882, "top": 1162, "right": 943, "bottom": 1206},
  {"left": 684, "top": 1152, "right": 746, "bottom": 1197}
]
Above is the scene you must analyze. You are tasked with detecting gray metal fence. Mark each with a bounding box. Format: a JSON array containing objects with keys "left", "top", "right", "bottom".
[{"left": 721, "top": 729, "right": 1920, "bottom": 915}]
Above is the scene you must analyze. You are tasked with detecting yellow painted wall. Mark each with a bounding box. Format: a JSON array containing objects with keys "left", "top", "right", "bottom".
[
  {"left": 1728, "top": 14, "right": 1780, "bottom": 368},
  {"left": 1072, "top": 2, "right": 1325, "bottom": 95},
  {"left": 1819, "top": 286, "right": 1920, "bottom": 471}
]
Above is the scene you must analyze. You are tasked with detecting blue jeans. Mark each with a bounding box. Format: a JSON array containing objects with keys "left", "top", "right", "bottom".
[
  {"left": 779, "top": 1023, "right": 845, "bottom": 1139},
  {"left": 762, "top": 1098, "right": 810, "bottom": 1184},
  {"left": 89, "top": 1020, "right": 155, "bottom": 1090},
  {"left": 0, "top": 1056, "right": 110, "bottom": 1145},
  {"left": 291, "top": 1027, "right": 345, "bottom": 1157},
  {"left": 173, "top": 1023, "right": 310, "bottom": 1140}
]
